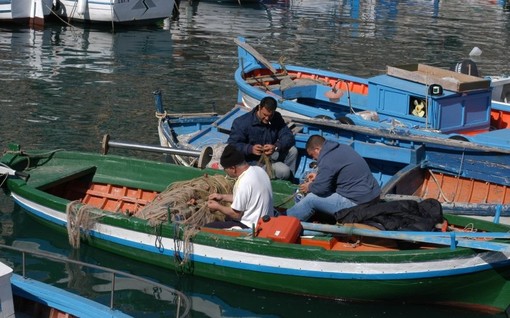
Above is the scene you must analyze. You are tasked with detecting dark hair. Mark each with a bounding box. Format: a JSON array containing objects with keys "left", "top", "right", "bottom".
[
  {"left": 306, "top": 135, "right": 325, "bottom": 151},
  {"left": 259, "top": 96, "right": 277, "bottom": 112}
]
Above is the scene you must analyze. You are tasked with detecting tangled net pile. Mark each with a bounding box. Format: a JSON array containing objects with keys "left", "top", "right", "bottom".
[
  {"left": 134, "top": 174, "right": 236, "bottom": 227},
  {"left": 65, "top": 174, "right": 235, "bottom": 258},
  {"left": 67, "top": 201, "right": 102, "bottom": 248}
]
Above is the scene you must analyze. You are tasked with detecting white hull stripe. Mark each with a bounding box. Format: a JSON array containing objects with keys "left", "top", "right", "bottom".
[{"left": 13, "top": 193, "right": 510, "bottom": 280}]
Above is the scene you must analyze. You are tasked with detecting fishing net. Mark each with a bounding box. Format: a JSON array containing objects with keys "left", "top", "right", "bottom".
[
  {"left": 134, "top": 173, "right": 236, "bottom": 227},
  {"left": 66, "top": 200, "right": 102, "bottom": 249},
  {"left": 64, "top": 173, "right": 235, "bottom": 265}
]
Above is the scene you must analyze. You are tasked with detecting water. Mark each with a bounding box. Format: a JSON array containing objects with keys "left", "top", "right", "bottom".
[{"left": 1, "top": 0, "right": 510, "bottom": 316}]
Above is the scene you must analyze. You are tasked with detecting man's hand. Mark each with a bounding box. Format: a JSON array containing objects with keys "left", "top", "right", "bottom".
[
  {"left": 252, "top": 144, "right": 264, "bottom": 155},
  {"left": 208, "top": 193, "right": 223, "bottom": 201},
  {"left": 207, "top": 199, "right": 222, "bottom": 212},
  {"left": 299, "top": 172, "right": 316, "bottom": 193},
  {"left": 299, "top": 181, "right": 310, "bottom": 193},
  {"left": 263, "top": 144, "right": 276, "bottom": 155}
]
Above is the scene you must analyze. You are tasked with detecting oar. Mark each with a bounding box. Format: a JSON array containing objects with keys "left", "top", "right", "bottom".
[
  {"left": 301, "top": 222, "right": 510, "bottom": 252},
  {"left": 0, "top": 165, "right": 30, "bottom": 181},
  {"left": 101, "top": 134, "right": 213, "bottom": 169},
  {"left": 235, "top": 37, "right": 277, "bottom": 74},
  {"left": 288, "top": 116, "right": 510, "bottom": 154}
]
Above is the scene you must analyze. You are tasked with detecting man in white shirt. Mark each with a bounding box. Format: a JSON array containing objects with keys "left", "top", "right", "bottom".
[{"left": 205, "top": 145, "right": 273, "bottom": 229}]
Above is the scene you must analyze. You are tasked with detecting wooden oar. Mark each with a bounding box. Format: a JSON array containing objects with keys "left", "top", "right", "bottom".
[
  {"left": 301, "top": 222, "right": 510, "bottom": 252},
  {"left": 101, "top": 134, "right": 213, "bottom": 169},
  {"left": 288, "top": 116, "right": 510, "bottom": 154},
  {"left": 235, "top": 37, "right": 277, "bottom": 74}
]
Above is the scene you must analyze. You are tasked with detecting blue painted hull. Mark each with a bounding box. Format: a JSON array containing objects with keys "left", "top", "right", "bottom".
[
  {"left": 155, "top": 95, "right": 510, "bottom": 217},
  {"left": 234, "top": 37, "right": 510, "bottom": 151}
]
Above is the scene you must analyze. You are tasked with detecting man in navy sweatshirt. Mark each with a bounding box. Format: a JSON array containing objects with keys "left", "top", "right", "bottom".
[{"left": 227, "top": 96, "right": 297, "bottom": 180}]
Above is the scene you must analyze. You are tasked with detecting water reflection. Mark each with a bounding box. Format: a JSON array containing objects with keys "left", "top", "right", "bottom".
[{"left": 0, "top": 26, "right": 174, "bottom": 83}]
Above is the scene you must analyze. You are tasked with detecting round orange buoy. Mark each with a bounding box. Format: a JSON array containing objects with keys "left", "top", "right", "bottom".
[{"left": 325, "top": 89, "right": 343, "bottom": 103}]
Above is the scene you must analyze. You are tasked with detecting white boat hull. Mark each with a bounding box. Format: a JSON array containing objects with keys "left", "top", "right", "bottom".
[
  {"left": 54, "top": 0, "right": 175, "bottom": 23},
  {"left": 0, "top": 0, "right": 52, "bottom": 23}
]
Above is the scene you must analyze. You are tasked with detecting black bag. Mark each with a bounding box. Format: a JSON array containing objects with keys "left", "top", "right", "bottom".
[{"left": 334, "top": 198, "right": 443, "bottom": 232}]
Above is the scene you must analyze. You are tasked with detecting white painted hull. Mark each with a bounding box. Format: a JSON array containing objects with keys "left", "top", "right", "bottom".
[
  {"left": 55, "top": 0, "right": 175, "bottom": 23},
  {"left": 0, "top": 0, "right": 52, "bottom": 22},
  {"left": 12, "top": 192, "right": 510, "bottom": 282}
]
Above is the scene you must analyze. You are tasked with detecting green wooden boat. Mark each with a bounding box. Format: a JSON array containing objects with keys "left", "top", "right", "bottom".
[{"left": 2, "top": 143, "right": 510, "bottom": 314}]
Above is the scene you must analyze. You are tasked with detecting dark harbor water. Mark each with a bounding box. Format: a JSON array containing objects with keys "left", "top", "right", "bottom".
[{"left": 1, "top": 0, "right": 510, "bottom": 316}]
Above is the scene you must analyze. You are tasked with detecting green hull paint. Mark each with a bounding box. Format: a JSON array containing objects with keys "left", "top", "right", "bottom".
[{"left": 3, "top": 147, "right": 510, "bottom": 313}]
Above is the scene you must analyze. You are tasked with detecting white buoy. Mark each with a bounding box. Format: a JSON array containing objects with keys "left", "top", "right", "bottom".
[{"left": 469, "top": 46, "right": 482, "bottom": 57}]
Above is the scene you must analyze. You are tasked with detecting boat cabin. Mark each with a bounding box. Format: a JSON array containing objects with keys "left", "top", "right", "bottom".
[{"left": 366, "top": 64, "right": 492, "bottom": 134}]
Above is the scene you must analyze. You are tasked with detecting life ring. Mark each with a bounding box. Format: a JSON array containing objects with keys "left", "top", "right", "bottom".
[
  {"left": 315, "top": 115, "right": 334, "bottom": 120},
  {"left": 451, "top": 59, "right": 479, "bottom": 77},
  {"left": 448, "top": 135, "right": 469, "bottom": 142},
  {"left": 338, "top": 116, "right": 355, "bottom": 125}
]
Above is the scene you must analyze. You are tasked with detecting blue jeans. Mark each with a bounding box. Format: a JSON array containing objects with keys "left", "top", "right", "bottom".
[{"left": 286, "top": 192, "right": 356, "bottom": 221}]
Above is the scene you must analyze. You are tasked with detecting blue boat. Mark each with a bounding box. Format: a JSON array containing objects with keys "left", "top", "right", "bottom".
[
  {"left": 153, "top": 91, "right": 510, "bottom": 217},
  {"left": 234, "top": 37, "right": 510, "bottom": 150},
  {"left": 0, "top": 242, "right": 190, "bottom": 317}
]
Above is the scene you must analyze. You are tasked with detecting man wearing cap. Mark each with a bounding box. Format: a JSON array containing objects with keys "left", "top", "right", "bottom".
[
  {"left": 286, "top": 135, "right": 381, "bottom": 222},
  {"left": 204, "top": 145, "right": 274, "bottom": 229},
  {"left": 227, "top": 96, "right": 297, "bottom": 180}
]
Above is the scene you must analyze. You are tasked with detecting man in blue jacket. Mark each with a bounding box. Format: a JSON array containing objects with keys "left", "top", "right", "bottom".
[
  {"left": 286, "top": 135, "right": 381, "bottom": 221},
  {"left": 227, "top": 96, "right": 297, "bottom": 180}
]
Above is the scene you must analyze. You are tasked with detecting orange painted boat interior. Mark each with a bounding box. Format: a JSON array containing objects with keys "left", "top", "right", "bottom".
[
  {"left": 14, "top": 296, "right": 76, "bottom": 318},
  {"left": 245, "top": 69, "right": 369, "bottom": 96},
  {"left": 386, "top": 167, "right": 510, "bottom": 205},
  {"left": 491, "top": 109, "right": 510, "bottom": 130},
  {"left": 411, "top": 170, "right": 510, "bottom": 205},
  {"left": 46, "top": 179, "right": 157, "bottom": 215},
  {"left": 45, "top": 174, "right": 488, "bottom": 252},
  {"left": 82, "top": 183, "right": 158, "bottom": 214},
  {"left": 47, "top": 179, "right": 413, "bottom": 251}
]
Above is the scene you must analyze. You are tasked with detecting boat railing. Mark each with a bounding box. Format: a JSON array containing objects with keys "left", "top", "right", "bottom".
[{"left": 0, "top": 243, "right": 191, "bottom": 318}]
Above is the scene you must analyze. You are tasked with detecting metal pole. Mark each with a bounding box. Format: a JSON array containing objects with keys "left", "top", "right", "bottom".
[{"left": 101, "top": 134, "right": 213, "bottom": 169}]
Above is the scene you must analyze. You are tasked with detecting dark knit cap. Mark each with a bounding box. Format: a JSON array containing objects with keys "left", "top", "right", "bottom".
[{"left": 220, "top": 145, "right": 245, "bottom": 168}]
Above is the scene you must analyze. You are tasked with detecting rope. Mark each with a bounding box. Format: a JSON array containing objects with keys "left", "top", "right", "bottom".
[
  {"left": 172, "top": 223, "right": 199, "bottom": 270},
  {"left": 136, "top": 174, "right": 235, "bottom": 227},
  {"left": 275, "top": 192, "right": 297, "bottom": 208},
  {"left": 428, "top": 170, "right": 453, "bottom": 203},
  {"left": 46, "top": 2, "right": 77, "bottom": 28},
  {"left": 0, "top": 173, "right": 8, "bottom": 188},
  {"left": 428, "top": 151, "right": 465, "bottom": 204},
  {"left": 257, "top": 154, "right": 275, "bottom": 179},
  {"left": 66, "top": 201, "right": 102, "bottom": 249},
  {"left": 155, "top": 110, "right": 168, "bottom": 119}
]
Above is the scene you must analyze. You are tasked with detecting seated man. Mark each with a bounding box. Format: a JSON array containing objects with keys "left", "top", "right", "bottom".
[
  {"left": 227, "top": 96, "right": 297, "bottom": 180},
  {"left": 286, "top": 135, "right": 381, "bottom": 222},
  {"left": 204, "top": 145, "right": 273, "bottom": 229}
]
